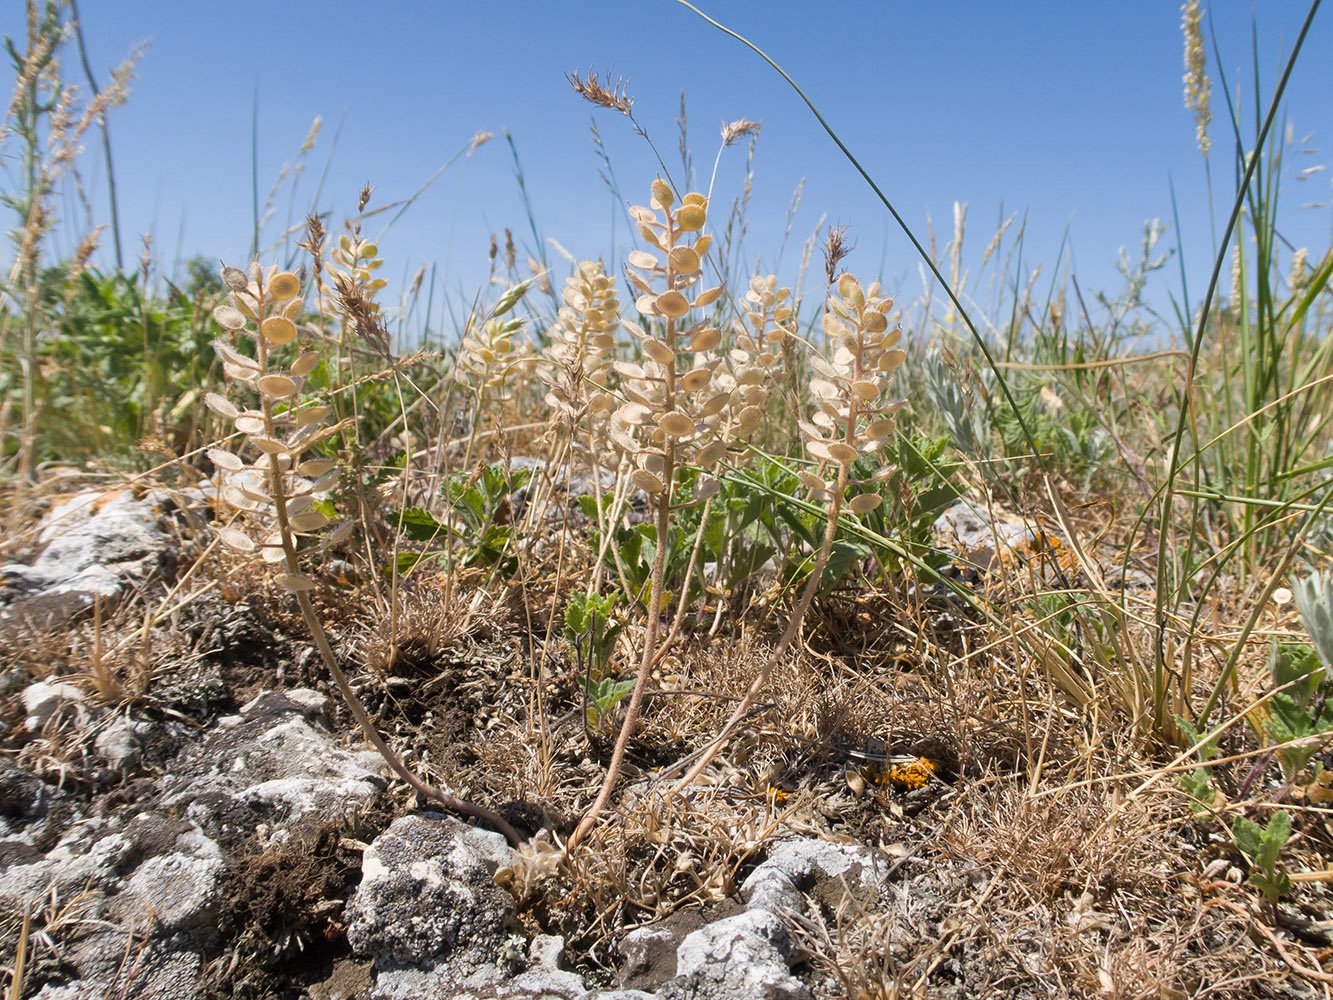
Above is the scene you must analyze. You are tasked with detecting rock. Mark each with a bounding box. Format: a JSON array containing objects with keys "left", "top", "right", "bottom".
[
  {"left": 118, "top": 852, "right": 226, "bottom": 936},
  {"left": 741, "top": 838, "right": 887, "bottom": 916},
  {"left": 665, "top": 909, "right": 809, "bottom": 1000},
  {"left": 161, "top": 690, "right": 388, "bottom": 841},
  {"left": 0, "top": 489, "right": 171, "bottom": 630},
  {"left": 0, "top": 757, "right": 56, "bottom": 821},
  {"left": 619, "top": 923, "right": 678, "bottom": 988},
  {"left": 346, "top": 813, "right": 516, "bottom": 967},
  {"left": 493, "top": 933, "right": 588, "bottom": 998},
  {"left": 21, "top": 680, "right": 86, "bottom": 731},
  {"left": 284, "top": 686, "right": 336, "bottom": 728},
  {"left": 933, "top": 498, "right": 1038, "bottom": 572},
  {"left": 95, "top": 716, "right": 155, "bottom": 772},
  {"left": 46, "top": 941, "right": 205, "bottom": 1000}
]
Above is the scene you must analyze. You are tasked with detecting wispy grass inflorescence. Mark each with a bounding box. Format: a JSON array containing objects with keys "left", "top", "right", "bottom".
[
  {"left": 1181, "top": 0, "right": 1213, "bottom": 157},
  {"left": 566, "top": 68, "right": 634, "bottom": 117}
]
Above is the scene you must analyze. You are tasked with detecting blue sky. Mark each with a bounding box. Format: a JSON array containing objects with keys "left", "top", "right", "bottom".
[{"left": 7, "top": 2, "right": 1332, "bottom": 342}]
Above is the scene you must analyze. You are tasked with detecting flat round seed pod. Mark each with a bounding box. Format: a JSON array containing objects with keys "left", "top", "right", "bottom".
[
  {"left": 692, "top": 286, "right": 722, "bottom": 309},
  {"left": 695, "top": 439, "right": 726, "bottom": 468},
  {"left": 213, "top": 304, "right": 247, "bottom": 330},
  {"left": 274, "top": 573, "right": 315, "bottom": 592},
  {"left": 293, "top": 405, "right": 330, "bottom": 428},
  {"left": 632, "top": 468, "right": 666, "bottom": 495},
  {"left": 690, "top": 326, "right": 721, "bottom": 351},
  {"left": 261, "top": 316, "right": 297, "bottom": 345},
  {"left": 827, "top": 442, "right": 859, "bottom": 465},
  {"left": 207, "top": 448, "right": 244, "bottom": 472},
  {"left": 655, "top": 290, "right": 690, "bottom": 318},
  {"left": 249, "top": 436, "right": 288, "bottom": 455},
  {"left": 269, "top": 271, "right": 300, "bottom": 299},
  {"left": 258, "top": 374, "right": 297, "bottom": 399},
  {"left": 848, "top": 493, "right": 883, "bottom": 515},
  {"left": 288, "top": 511, "right": 331, "bottom": 532},
  {"left": 851, "top": 379, "right": 879, "bottom": 401},
  {"left": 216, "top": 526, "right": 255, "bottom": 552},
  {"left": 659, "top": 412, "right": 694, "bottom": 438},
  {"left": 204, "top": 393, "right": 239, "bottom": 419},
  {"left": 641, "top": 338, "right": 674, "bottom": 365},
  {"left": 668, "top": 246, "right": 700, "bottom": 274},
  {"left": 679, "top": 368, "right": 713, "bottom": 392}
]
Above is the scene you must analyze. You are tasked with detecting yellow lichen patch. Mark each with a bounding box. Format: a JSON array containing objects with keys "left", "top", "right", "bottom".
[{"left": 866, "top": 755, "right": 938, "bottom": 792}]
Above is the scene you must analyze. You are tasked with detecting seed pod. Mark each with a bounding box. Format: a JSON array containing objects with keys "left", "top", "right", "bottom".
[
  {"left": 668, "top": 246, "right": 700, "bottom": 274},
  {"left": 258, "top": 374, "right": 297, "bottom": 399},
  {"left": 274, "top": 573, "right": 315, "bottom": 592},
  {"left": 655, "top": 290, "right": 690, "bottom": 318},
  {"left": 290, "top": 352, "right": 321, "bottom": 377},
  {"left": 204, "top": 393, "right": 239, "bottom": 419},
  {"left": 690, "top": 326, "right": 721, "bottom": 351},
  {"left": 261, "top": 316, "right": 297, "bottom": 345},
  {"left": 650, "top": 178, "right": 674, "bottom": 210},
  {"left": 289, "top": 511, "right": 331, "bottom": 532},
  {"left": 250, "top": 436, "right": 289, "bottom": 455},
  {"left": 659, "top": 412, "right": 695, "bottom": 438},
  {"left": 297, "top": 458, "right": 337, "bottom": 476},
  {"left": 641, "top": 338, "right": 674, "bottom": 365},
  {"left": 221, "top": 265, "right": 249, "bottom": 291},
  {"left": 632, "top": 469, "right": 666, "bottom": 495},
  {"left": 294, "top": 405, "right": 331, "bottom": 428},
  {"left": 848, "top": 493, "right": 883, "bottom": 515},
  {"left": 234, "top": 415, "right": 266, "bottom": 435},
  {"left": 207, "top": 448, "right": 244, "bottom": 471},
  {"left": 692, "top": 286, "right": 723, "bottom": 309},
  {"left": 216, "top": 526, "right": 255, "bottom": 552},
  {"left": 269, "top": 271, "right": 300, "bottom": 299},
  {"left": 676, "top": 205, "right": 706, "bottom": 232},
  {"left": 827, "top": 442, "right": 859, "bottom": 465},
  {"left": 213, "top": 304, "right": 248, "bottom": 330},
  {"left": 679, "top": 367, "right": 713, "bottom": 392},
  {"left": 325, "top": 521, "right": 355, "bottom": 547},
  {"left": 851, "top": 379, "right": 879, "bottom": 401}
]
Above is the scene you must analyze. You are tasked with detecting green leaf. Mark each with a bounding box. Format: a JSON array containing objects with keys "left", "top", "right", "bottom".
[{"left": 397, "top": 507, "right": 447, "bottom": 542}]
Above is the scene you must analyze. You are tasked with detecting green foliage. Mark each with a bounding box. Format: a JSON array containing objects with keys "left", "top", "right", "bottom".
[
  {"left": 564, "top": 590, "right": 622, "bottom": 681},
  {"left": 564, "top": 590, "right": 628, "bottom": 733},
  {"left": 1176, "top": 715, "right": 1226, "bottom": 819},
  {"left": 1264, "top": 640, "right": 1332, "bottom": 785},
  {"left": 1231, "top": 810, "right": 1292, "bottom": 912},
  {"left": 581, "top": 675, "right": 635, "bottom": 733},
  {"left": 1295, "top": 570, "right": 1333, "bottom": 671},
  {"left": 1, "top": 268, "right": 217, "bottom": 465},
  {"left": 860, "top": 433, "right": 962, "bottom": 574},
  {"left": 395, "top": 463, "right": 532, "bottom": 577}
]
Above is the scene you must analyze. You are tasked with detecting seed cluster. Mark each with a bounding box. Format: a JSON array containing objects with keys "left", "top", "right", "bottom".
[
  {"left": 206, "top": 263, "right": 353, "bottom": 592},
  {"left": 799, "top": 273, "right": 906, "bottom": 513},
  {"left": 609, "top": 180, "right": 729, "bottom": 498}
]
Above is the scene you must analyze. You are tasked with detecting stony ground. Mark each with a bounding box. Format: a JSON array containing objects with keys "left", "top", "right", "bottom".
[{"left": 1, "top": 480, "right": 1328, "bottom": 999}]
